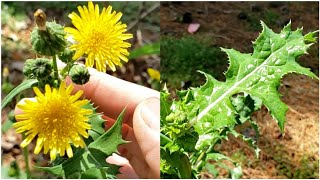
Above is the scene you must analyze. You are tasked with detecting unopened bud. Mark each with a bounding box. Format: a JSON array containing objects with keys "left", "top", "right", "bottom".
[
  {"left": 23, "top": 58, "right": 52, "bottom": 79},
  {"left": 31, "top": 10, "right": 67, "bottom": 56},
  {"left": 69, "top": 64, "right": 90, "bottom": 85},
  {"left": 59, "top": 49, "right": 75, "bottom": 63}
]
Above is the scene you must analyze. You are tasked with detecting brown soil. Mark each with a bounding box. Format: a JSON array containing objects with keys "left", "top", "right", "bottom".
[{"left": 161, "top": 1, "right": 319, "bottom": 179}]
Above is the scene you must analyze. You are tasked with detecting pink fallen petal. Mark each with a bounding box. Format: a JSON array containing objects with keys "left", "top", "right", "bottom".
[{"left": 188, "top": 23, "right": 200, "bottom": 34}]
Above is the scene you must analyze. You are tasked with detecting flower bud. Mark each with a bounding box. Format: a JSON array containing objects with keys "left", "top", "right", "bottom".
[
  {"left": 31, "top": 9, "right": 67, "bottom": 56},
  {"left": 59, "top": 48, "right": 75, "bottom": 63},
  {"left": 23, "top": 59, "right": 36, "bottom": 78},
  {"left": 23, "top": 58, "right": 52, "bottom": 79},
  {"left": 33, "top": 58, "right": 52, "bottom": 78},
  {"left": 69, "top": 64, "right": 90, "bottom": 85}
]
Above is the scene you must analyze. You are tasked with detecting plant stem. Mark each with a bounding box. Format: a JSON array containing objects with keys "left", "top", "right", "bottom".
[
  {"left": 99, "top": 169, "right": 107, "bottom": 179},
  {"left": 52, "top": 54, "right": 60, "bottom": 85},
  {"left": 22, "top": 134, "right": 31, "bottom": 179}
]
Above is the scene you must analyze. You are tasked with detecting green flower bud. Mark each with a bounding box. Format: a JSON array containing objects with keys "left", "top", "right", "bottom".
[
  {"left": 23, "top": 59, "right": 36, "bottom": 78},
  {"left": 23, "top": 58, "right": 52, "bottom": 79},
  {"left": 59, "top": 48, "right": 75, "bottom": 63},
  {"left": 31, "top": 10, "right": 67, "bottom": 56},
  {"left": 69, "top": 64, "right": 90, "bottom": 85},
  {"left": 33, "top": 58, "right": 52, "bottom": 78}
]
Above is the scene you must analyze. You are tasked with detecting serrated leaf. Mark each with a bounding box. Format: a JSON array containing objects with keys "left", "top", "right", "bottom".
[
  {"left": 206, "top": 153, "right": 233, "bottom": 162},
  {"left": 82, "top": 103, "right": 105, "bottom": 140},
  {"left": 1, "top": 79, "right": 38, "bottom": 110},
  {"left": 185, "top": 21, "right": 318, "bottom": 149},
  {"left": 160, "top": 85, "right": 172, "bottom": 122},
  {"left": 231, "top": 93, "right": 262, "bottom": 123},
  {"left": 160, "top": 149, "right": 192, "bottom": 179},
  {"left": 229, "top": 129, "right": 260, "bottom": 157},
  {"left": 88, "top": 107, "right": 128, "bottom": 156}
]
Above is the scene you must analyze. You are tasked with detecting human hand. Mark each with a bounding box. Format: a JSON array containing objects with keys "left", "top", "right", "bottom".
[{"left": 15, "top": 67, "right": 160, "bottom": 179}]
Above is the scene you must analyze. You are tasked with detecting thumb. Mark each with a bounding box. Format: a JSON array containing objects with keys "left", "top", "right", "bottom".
[{"left": 133, "top": 97, "right": 160, "bottom": 178}]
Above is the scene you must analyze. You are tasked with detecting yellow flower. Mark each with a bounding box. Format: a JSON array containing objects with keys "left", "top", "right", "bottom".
[
  {"left": 65, "top": 1, "right": 133, "bottom": 72},
  {"left": 13, "top": 82, "right": 92, "bottom": 161},
  {"left": 147, "top": 68, "right": 160, "bottom": 81}
]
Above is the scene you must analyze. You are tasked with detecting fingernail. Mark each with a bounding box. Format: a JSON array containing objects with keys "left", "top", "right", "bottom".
[{"left": 140, "top": 97, "right": 160, "bottom": 131}]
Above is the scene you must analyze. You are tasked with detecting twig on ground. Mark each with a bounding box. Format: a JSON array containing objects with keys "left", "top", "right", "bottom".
[
  {"left": 127, "top": 3, "right": 160, "bottom": 31},
  {"left": 287, "top": 105, "right": 306, "bottom": 118}
]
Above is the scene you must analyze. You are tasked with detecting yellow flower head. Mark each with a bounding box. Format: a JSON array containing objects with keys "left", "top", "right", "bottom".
[
  {"left": 65, "top": 1, "right": 133, "bottom": 72},
  {"left": 147, "top": 68, "right": 160, "bottom": 81},
  {"left": 13, "top": 82, "right": 92, "bottom": 161}
]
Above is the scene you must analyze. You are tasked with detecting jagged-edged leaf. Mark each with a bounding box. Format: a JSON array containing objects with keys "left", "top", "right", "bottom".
[
  {"left": 160, "top": 85, "right": 172, "bottom": 122},
  {"left": 88, "top": 107, "right": 128, "bottom": 156},
  {"left": 229, "top": 129, "right": 260, "bottom": 157},
  {"left": 206, "top": 153, "right": 234, "bottom": 162},
  {"left": 160, "top": 149, "right": 192, "bottom": 179},
  {"left": 231, "top": 93, "right": 262, "bottom": 123},
  {"left": 1, "top": 79, "right": 38, "bottom": 110},
  {"left": 185, "top": 21, "right": 317, "bottom": 149},
  {"left": 82, "top": 103, "right": 106, "bottom": 141},
  {"left": 61, "top": 148, "right": 86, "bottom": 178}
]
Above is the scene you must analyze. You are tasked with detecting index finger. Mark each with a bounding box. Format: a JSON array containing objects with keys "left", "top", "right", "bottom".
[{"left": 66, "top": 68, "right": 159, "bottom": 126}]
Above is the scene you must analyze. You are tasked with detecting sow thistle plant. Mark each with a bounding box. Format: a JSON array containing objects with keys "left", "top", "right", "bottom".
[
  {"left": 160, "top": 21, "right": 318, "bottom": 178},
  {"left": 2, "top": 2, "right": 132, "bottom": 178}
]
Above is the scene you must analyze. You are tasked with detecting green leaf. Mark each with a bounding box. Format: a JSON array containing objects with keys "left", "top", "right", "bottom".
[
  {"left": 88, "top": 107, "right": 128, "bottom": 156},
  {"left": 80, "top": 168, "right": 104, "bottom": 179},
  {"left": 34, "top": 165, "right": 63, "bottom": 177},
  {"left": 205, "top": 163, "right": 219, "bottom": 177},
  {"left": 62, "top": 148, "right": 86, "bottom": 178},
  {"left": 128, "top": 41, "right": 160, "bottom": 59},
  {"left": 206, "top": 153, "right": 233, "bottom": 162},
  {"left": 185, "top": 21, "right": 318, "bottom": 150},
  {"left": 160, "top": 149, "right": 192, "bottom": 179},
  {"left": 304, "top": 30, "right": 318, "bottom": 43},
  {"left": 1, "top": 79, "right": 38, "bottom": 110},
  {"left": 229, "top": 129, "right": 260, "bottom": 158},
  {"left": 160, "top": 85, "right": 172, "bottom": 122},
  {"left": 231, "top": 93, "right": 262, "bottom": 123},
  {"left": 82, "top": 103, "right": 106, "bottom": 141}
]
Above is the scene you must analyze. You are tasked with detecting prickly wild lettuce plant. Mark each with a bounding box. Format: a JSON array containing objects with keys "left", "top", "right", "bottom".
[
  {"left": 160, "top": 21, "right": 318, "bottom": 178},
  {"left": 2, "top": 2, "right": 132, "bottom": 178}
]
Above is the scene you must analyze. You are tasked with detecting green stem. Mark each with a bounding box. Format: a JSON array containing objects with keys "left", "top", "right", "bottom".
[
  {"left": 85, "top": 147, "right": 107, "bottom": 178},
  {"left": 99, "top": 169, "right": 107, "bottom": 179},
  {"left": 52, "top": 55, "right": 60, "bottom": 85},
  {"left": 22, "top": 134, "right": 31, "bottom": 179},
  {"left": 160, "top": 133, "right": 172, "bottom": 146}
]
